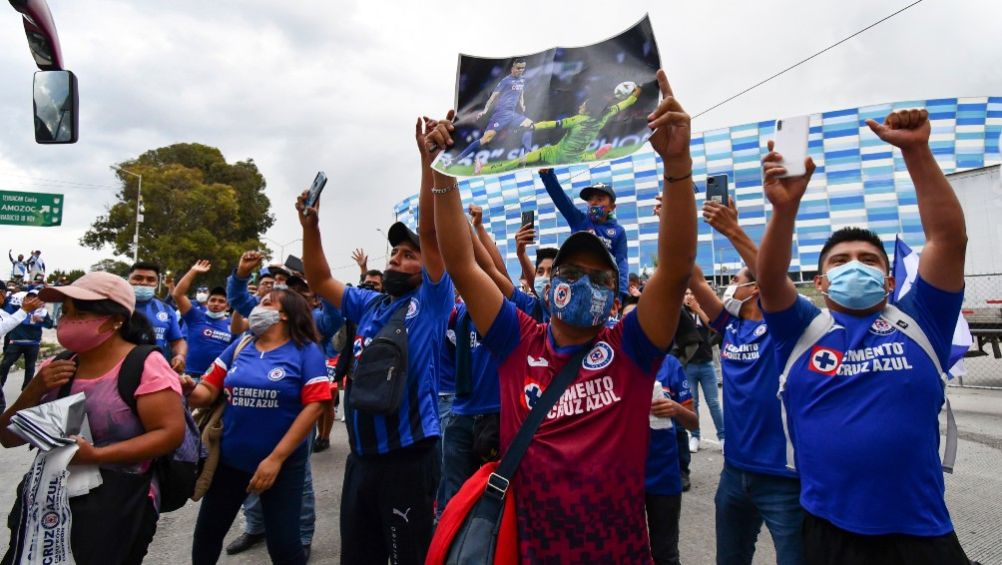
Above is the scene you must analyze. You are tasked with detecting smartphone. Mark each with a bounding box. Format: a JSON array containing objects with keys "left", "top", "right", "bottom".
[
  {"left": 304, "top": 171, "right": 328, "bottom": 211},
  {"left": 521, "top": 210, "right": 534, "bottom": 228},
  {"left": 705, "top": 174, "right": 729, "bottom": 204},
  {"left": 773, "top": 116, "right": 809, "bottom": 178}
]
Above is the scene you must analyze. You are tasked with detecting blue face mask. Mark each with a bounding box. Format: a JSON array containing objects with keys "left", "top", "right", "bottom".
[
  {"left": 823, "top": 261, "right": 888, "bottom": 310},
  {"left": 533, "top": 278, "right": 548, "bottom": 299},
  {"left": 547, "top": 273, "right": 616, "bottom": 328},
  {"left": 587, "top": 205, "right": 607, "bottom": 223},
  {"left": 132, "top": 285, "right": 155, "bottom": 302}
]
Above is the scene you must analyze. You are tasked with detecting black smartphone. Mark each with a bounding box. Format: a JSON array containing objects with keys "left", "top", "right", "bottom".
[
  {"left": 521, "top": 210, "right": 534, "bottom": 228},
  {"left": 705, "top": 174, "right": 729, "bottom": 205},
  {"left": 304, "top": 171, "right": 328, "bottom": 212}
]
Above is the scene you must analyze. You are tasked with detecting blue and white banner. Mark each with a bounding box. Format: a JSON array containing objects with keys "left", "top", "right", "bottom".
[{"left": 891, "top": 236, "right": 972, "bottom": 377}]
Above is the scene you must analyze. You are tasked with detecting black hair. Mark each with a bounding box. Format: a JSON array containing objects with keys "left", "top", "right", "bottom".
[
  {"left": 511, "top": 58, "right": 526, "bottom": 69},
  {"left": 535, "top": 248, "right": 558, "bottom": 268},
  {"left": 365, "top": 269, "right": 383, "bottom": 279},
  {"left": 209, "top": 286, "right": 226, "bottom": 298},
  {"left": 286, "top": 276, "right": 310, "bottom": 296},
  {"left": 270, "top": 289, "right": 320, "bottom": 346},
  {"left": 129, "top": 261, "right": 161, "bottom": 276},
  {"left": 817, "top": 227, "right": 890, "bottom": 272},
  {"left": 73, "top": 298, "right": 156, "bottom": 346}
]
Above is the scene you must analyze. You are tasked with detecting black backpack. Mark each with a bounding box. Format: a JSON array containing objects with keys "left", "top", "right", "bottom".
[
  {"left": 56, "top": 345, "right": 204, "bottom": 513},
  {"left": 349, "top": 297, "right": 410, "bottom": 414}
]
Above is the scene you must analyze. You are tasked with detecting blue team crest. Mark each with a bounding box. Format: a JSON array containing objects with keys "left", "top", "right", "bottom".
[
  {"left": 582, "top": 341, "right": 615, "bottom": 371},
  {"left": 523, "top": 381, "right": 543, "bottom": 410},
  {"left": 406, "top": 299, "right": 420, "bottom": 320},
  {"left": 754, "top": 324, "right": 768, "bottom": 338},
  {"left": 202, "top": 328, "right": 213, "bottom": 338},
  {"left": 808, "top": 346, "right": 842, "bottom": 377},
  {"left": 156, "top": 311, "right": 169, "bottom": 322},
  {"left": 268, "top": 367, "right": 286, "bottom": 381},
  {"left": 605, "top": 228, "right": 616, "bottom": 238},
  {"left": 869, "top": 317, "right": 896, "bottom": 336},
  {"left": 553, "top": 282, "right": 572, "bottom": 308}
]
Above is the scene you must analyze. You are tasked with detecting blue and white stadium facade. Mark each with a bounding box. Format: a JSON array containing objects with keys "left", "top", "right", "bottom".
[{"left": 394, "top": 97, "right": 1002, "bottom": 279}]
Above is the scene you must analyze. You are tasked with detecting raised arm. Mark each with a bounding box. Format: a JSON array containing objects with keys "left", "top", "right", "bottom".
[
  {"left": 687, "top": 264, "right": 724, "bottom": 322},
  {"left": 539, "top": 169, "right": 586, "bottom": 229},
  {"left": 469, "top": 216, "right": 515, "bottom": 299},
  {"left": 298, "top": 196, "right": 347, "bottom": 310},
  {"left": 866, "top": 109, "right": 966, "bottom": 292},
  {"left": 417, "top": 117, "right": 446, "bottom": 282},
  {"left": 757, "top": 141, "right": 816, "bottom": 313},
  {"left": 351, "top": 248, "right": 369, "bottom": 282},
  {"left": 514, "top": 224, "right": 537, "bottom": 291},
  {"left": 634, "top": 70, "right": 697, "bottom": 350},
  {"left": 470, "top": 205, "right": 511, "bottom": 280},
  {"left": 173, "top": 260, "right": 211, "bottom": 316},
  {"left": 427, "top": 112, "right": 505, "bottom": 334},
  {"left": 228, "top": 251, "right": 264, "bottom": 317},
  {"left": 703, "top": 198, "right": 759, "bottom": 277}
]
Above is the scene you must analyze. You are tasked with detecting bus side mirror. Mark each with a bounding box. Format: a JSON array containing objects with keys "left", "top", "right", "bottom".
[{"left": 33, "top": 70, "right": 78, "bottom": 144}]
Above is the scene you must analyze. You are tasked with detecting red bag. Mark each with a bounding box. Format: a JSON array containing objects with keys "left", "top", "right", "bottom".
[{"left": 425, "top": 461, "right": 518, "bottom": 565}]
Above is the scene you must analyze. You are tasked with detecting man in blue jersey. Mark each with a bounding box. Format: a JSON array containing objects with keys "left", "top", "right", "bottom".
[
  {"left": 757, "top": 109, "right": 972, "bottom": 564},
  {"left": 128, "top": 261, "right": 186, "bottom": 373},
  {"left": 686, "top": 196, "right": 805, "bottom": 565},
  {"left": 448, "top": 59, "right": 534, "bottom": 169},
  {"left": 538, "top": 168, "right": 629, "bottom": 298},
  {"left": 171, "top": 260, "right": 233, "bottom": 381},
  {"left": 299, "top": 118, "right": 455, "bottom": 565}
]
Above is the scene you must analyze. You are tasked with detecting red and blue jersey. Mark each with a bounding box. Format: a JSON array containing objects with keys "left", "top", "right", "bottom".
[
  {"left": 203, "top": 338, "right": 331, "bottom": 472},
  {"left": 341, "top": 269, "right": 454, "bottom": 455},
  {"left": 765, "top": 275, "right": 962, "bottom": 536},
  {"left": 645, "top": 355, "right": 692, "bottom": 496},
  {"left": 711, "top": 311, "right": 795, "bottom": 478},
  {"left": 483, "top": 300, "right": 665, "bottom": 563},
  {"left": 182, "top": 308, "right": 233, "bottom": 376}
]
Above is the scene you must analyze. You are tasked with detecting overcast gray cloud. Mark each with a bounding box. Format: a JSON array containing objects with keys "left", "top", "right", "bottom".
[{"left": 0, "top": 0, "right": 999, "bottom": 281}]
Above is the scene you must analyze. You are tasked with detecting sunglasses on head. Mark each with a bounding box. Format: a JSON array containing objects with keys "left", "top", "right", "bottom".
[{"left": 552, "top": 264, "right": 616, "bottom": 289}]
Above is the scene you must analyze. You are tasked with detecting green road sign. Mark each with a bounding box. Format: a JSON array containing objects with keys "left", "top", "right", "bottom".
[{"left": 0, "top": 190, "right": 63, "bottom": 227}]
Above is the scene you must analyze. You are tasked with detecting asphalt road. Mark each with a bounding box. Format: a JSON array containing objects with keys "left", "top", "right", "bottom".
[{"left": 0, "top": 371, "right": 999, "bottom": 564}]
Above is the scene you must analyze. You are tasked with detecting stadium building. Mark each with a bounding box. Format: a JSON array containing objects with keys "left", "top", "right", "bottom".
[{"left": 394, "top": 97, "right": 1002, "bottom": 280}]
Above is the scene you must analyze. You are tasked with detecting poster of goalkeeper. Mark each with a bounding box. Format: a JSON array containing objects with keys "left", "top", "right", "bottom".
[{"left": 433, "top": 15, "right": 661, "bottom": 177}]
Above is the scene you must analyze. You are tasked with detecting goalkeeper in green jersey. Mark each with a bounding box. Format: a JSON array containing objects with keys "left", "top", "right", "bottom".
[{"left": 477, "top": 84, "right": 641, "bottom": 174}]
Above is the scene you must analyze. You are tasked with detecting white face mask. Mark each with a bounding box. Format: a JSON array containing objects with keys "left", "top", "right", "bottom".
[
  {"left": 248, "top": 306, "right": 281, "bottom": 336},
  {"left": 205, "top": 310, "right": 227, "bottom": 320},
  {"left": 722, "top": 281, "right": 756, "bottom": 317},
  {"left": 195, "top": 292, "right": 209, "bottom": 303}
]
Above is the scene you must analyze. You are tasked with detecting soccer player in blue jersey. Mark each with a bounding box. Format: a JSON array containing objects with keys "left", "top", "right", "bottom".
[
  {"left": 686, "top": 197, "right": 806, "bottom": 565},
  {"left": 299, "top": 117, "right": 455, "bottom": 565},
  {"left": 757, "top": 109, "right": 973, "bottom": 564},
  {"left": 128, "top": 261, "right": 187, "bottom": 373},
  {"left": 449, "top": 59, "right": 534, "bottom": 169}
]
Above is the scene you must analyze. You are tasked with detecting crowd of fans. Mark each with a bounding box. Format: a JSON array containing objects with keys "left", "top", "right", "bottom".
[{"left": 0, "top": 71, "right": 979, "bottom": 565}]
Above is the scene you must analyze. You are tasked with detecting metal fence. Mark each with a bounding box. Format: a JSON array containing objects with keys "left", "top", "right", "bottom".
[{"left": 956, "top": 273, "right": 1002, "bottom": 388}]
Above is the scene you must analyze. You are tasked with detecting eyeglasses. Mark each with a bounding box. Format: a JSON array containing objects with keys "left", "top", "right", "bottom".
[{"left": 552, "top": 264, "right": 616, "bottom": 289}]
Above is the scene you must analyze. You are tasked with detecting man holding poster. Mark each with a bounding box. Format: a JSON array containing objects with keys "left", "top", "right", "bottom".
[{"left": 434, "top": 15, "right": 661, "bottom": 177}]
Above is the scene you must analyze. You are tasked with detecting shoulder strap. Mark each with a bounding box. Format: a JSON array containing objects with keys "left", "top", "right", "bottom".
[
  {"left": 777, "top": 309, "right": 834, "bottom": 472},
  {"left": 55, "top": 350, "right": 79, "bottom": 399},
  {"left": 881, "top": 305, "right": 957, "bottom": 473},
  {"left": 115, "top": 345, "right": 161, "bottom": 415},
  {"left": 482, "top": 346, "right": 590, "bottom": 502},
  {"left": 232, "top": 333, "right": 255, "bottom": 359}
]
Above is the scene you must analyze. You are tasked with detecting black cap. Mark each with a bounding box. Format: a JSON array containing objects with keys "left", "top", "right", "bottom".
[
  {"left": 263, "top": 264, "right": 291, "bottom": 278},
  {"left": 552, "top": 232, "right": 619, "bottom": 281},
  {"left": 579, "top": 182, "right": 616, "bottom": 203},
  {"left": 388, "top": 221, "right": 421, "bottom": 251}
]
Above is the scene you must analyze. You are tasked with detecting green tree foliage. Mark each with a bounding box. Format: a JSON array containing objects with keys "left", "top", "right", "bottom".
[
  {"left": 46, "top": 269, "right": 86, "bottom": 284},
  {"left": 88, "top": 259, "right": 132, "bottom": 278},
  {"left": 82, "top": 143, "right": 274, "bottom": 288}
]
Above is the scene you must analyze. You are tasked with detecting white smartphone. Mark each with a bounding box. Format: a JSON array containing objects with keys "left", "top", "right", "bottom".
[{"left": 773, "top": 115, "right": 809, "bottom": 178}]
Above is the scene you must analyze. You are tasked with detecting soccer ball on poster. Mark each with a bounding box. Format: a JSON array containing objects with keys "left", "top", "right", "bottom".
[{"left": 614, "top": 81, "right": 638, "bottom": 100}]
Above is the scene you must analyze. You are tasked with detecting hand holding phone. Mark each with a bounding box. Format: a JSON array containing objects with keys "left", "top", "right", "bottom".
[
  {"left": 303, "top": 171, "right": 328, "bottom": 215},
  {"left": 773, "top": 116, "right": 809, "bottom": 178},
  {"left": 521, "top": 210, "right": 534, "bottom": 228},
  {"left": 705, "top": 174, "right": 729, "bottom": 204}
]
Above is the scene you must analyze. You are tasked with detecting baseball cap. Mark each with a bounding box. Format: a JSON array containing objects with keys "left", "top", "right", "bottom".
[
  {"left": 579, "top": 182, "right": 616, "bottom": 203},
  {"left": 388, "top": 221, "right": 421, "bottom": 251},
  {"left": 38, "top": 271, "right": 136, "bottom": 314},
  {"left": 552, "top": 232, "right": 619, "bottom": 282}
]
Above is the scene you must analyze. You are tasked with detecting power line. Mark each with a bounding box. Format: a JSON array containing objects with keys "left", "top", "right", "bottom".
[
  {"left": 691, "top": 0, "right": 926, "bottom": 120},
  {"left": 0, "top": 173, "right": 119, "bottom": 191}
]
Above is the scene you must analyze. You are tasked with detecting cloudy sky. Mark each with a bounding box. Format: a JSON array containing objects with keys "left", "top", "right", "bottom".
[{"left": 0, "top": 0, "right": 999, "bottom": 281}]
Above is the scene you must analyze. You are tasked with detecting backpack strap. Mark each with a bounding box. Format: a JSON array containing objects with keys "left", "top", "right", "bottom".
[
  {"left": 881, "top": 305, "right": 957, "bottom": 473},
  {"left": 115, "top": 345, "right": 162, "bottom": 415},
  {"left": 55, "top": 350, "right": 79, "bottom": 399},
  {"left": 777, "top": 309, "right": 834, "bottom": 471},
  {"left": 454, "top": 312, "right": 473, "bottom": 397}
]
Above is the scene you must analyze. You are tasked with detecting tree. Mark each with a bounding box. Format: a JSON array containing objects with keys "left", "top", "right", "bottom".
[
  {"left": 46, "top": 269, "right": 86, "bottom": 284},
  {"left": 82, "top": 143, "right": 275, "bottom": 288},
  {"left": 89, "top": 259, "right": 132, "bottom": 278}
]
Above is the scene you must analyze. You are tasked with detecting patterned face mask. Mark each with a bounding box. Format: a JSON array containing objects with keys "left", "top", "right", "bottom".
[{"left": 548, "top": 269, "right": 616, "bottom": 328}]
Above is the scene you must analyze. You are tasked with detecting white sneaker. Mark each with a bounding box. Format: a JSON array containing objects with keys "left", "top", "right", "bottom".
[
  {"left": 689, "top": 435, "right": 699, "bottom": 453},
  {"left": 474, "top": 156, "right": 484, "bottom": 175}
]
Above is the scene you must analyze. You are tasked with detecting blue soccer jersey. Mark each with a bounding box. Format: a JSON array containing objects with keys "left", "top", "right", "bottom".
[
  {"left": 711, "top": 311, "right": 795, "bottom": 478},
  {"left": 491, "top": 75, "right": 525, "bottom": 117},
  {"left": 765, "top": 275, "right": 962, "bottom": 536},
  {"left": 439, "top": 306, "right": 458, "bottom": 396},
  {"left": 451, "top": 303, "right": 500, "bottom": 416},
  {"left": 136, "top": 298, "right": 183, "bottom": 356},
  {"left": 645, "top": 355, "right": 693, "bottom": 496},
  {"left": 182, "top": 308, "right": 233, "bottom": 376},
  {"left": 203, "top": 338, "right": 332, "bottom": 473},
  {"left": 341, "top": 269, "right": 454, "bottom": 455}
]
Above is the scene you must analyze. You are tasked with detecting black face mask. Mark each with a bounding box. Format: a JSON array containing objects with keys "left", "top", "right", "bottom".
[{"left": 382, "top": 269, "right": 421, "bottom": 296}]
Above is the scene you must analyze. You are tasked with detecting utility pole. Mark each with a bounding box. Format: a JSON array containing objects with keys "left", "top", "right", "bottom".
[{"left": 112, "top": 166, "right": 143, "bottom": 262}]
